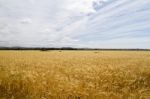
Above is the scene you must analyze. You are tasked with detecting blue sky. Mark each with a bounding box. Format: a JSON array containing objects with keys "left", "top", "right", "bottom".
[{"left": 0, "top": 0, "right": 150, "bottom": 48}]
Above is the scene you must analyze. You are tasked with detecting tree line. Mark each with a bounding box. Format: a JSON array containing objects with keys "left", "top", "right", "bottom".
[{"left": 0, "top": 47, "right": 150, "bottom": 51}]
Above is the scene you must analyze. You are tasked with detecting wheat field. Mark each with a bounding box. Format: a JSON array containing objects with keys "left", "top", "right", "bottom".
[{"left": 0, "top": 50, "right": 150, "bottom": 99}]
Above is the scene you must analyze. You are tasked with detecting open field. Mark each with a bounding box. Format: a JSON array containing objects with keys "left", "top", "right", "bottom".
[{"left": 0, "top": 50, "right": 150, "bottom": 99}]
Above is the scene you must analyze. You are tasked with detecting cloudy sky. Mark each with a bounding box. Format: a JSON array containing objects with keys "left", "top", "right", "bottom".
[{"left": 0, "top": 0, "right": 150, "bottom": 48}]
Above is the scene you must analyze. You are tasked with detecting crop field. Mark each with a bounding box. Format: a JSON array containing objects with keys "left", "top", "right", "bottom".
[{"left": 0, "top": 50, "right": 150, "bottom": 99}]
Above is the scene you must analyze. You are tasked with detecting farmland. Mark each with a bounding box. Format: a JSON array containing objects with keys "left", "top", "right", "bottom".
[{"left": 0, "top": 50, "right": 150, "bottom": 99}]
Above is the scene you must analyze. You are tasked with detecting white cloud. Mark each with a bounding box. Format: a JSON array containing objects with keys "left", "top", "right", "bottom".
[
  {"left": 65, "top": 0, "right": 97, "bottom": 13},
  {"left": 20, "top": 18, "right": 32, "bottom": 24},
  {"left": 0, "top": 0, "right": 150, "bottom": 48}
]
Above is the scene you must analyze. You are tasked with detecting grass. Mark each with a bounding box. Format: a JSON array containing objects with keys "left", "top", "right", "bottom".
[{"left": 0, "top": 50, "right": 150, "bottom": 99}]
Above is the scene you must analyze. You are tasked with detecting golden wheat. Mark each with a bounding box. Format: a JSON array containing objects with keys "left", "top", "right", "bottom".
[{"left": 0, "top": 51, "right": 150, "bottom": 99}]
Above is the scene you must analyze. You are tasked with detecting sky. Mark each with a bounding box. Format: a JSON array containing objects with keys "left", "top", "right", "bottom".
[{"left": 0, "top": 0, "right": 150, "bottom": 48}]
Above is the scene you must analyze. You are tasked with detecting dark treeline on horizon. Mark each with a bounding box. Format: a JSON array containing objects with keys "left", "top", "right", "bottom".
[{"left": 0, "top": 47, "right": 150, "bottom": 51}]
